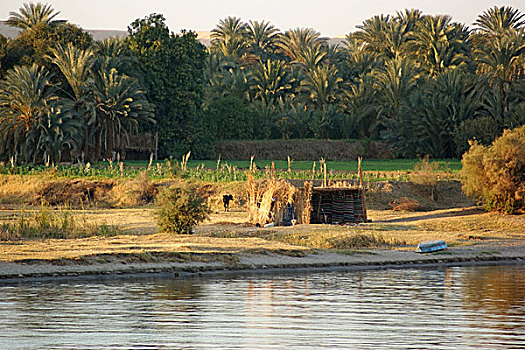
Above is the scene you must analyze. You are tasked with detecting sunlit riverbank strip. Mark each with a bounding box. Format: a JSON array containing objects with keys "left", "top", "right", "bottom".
[{"left": 1, "top": 244, "right": 524, "bottom": 284}]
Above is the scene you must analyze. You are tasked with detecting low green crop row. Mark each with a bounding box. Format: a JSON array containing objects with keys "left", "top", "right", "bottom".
[{"left": 0, "top": 158, "right": 460, "bottom": 182}]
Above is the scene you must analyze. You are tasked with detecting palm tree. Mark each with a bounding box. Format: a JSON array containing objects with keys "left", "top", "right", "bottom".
[
  {"left": 374, "top": 57, "right": 419, "bottom": 121},
  {"left": 94, "top": 37, "right": 128, "bottom": 57},
  {"left": 354, "top": 15, "right": 410, "bottom": 60},
  {"left": 48, "top": 43, "right": 94, "bottom": 100},
  {"left": 92, "top": 64, "right": 154, "bottom": 159},
  {"left": 301, "top": 65, "right": 342, "bottom": 108},
  {"left": 245, "top": 20, "right": 279, "bottom": 62},
  {"left": 409, "top": 15, "right": 471, "bottom": 76},
  {"left": 6, "top": 2, "right": 61, "bottom": 30},
  {"left": 342, "top": 34, "right": 379, "bottom": 81},
  {"left": 210, "top": 16, "right": 248, "bottom": 60},
  {"left": 0, "top": 64, "right": 57, "bottom": 161},
  {"left": 475, "top": 6, "right": 525, "bottom": 34},
  {"left": 207, "top": 68, "right": 254, "bottom": 103},
  {"left": 395, "top": 9, "right": 423, "bottom": 31},
  {"left": 252, "top": 59, "right": 293, "bottom": 107},
  {"left": 340, "top": 74, "right": 380, "bottom": 138},
  {"left": 48, "top": 43, "right": 96, "bottom": 160},
  {"left": 474, "top": 28, "right": 525, "bottom": 83},
  {"left": 275, "top": 97, "right": 313, "bottom": 138},
  {"left": 277, "top": 28, "right": 326, "bottom": 62},
  {"left": 470, "top": 7, "right": 525, "bottom": 131},
  {"left": 24, "top": 105, "right": 83, "bottom": 164},
  {"left": 296, "top": 45, "right": 328, "bottom": 70}
]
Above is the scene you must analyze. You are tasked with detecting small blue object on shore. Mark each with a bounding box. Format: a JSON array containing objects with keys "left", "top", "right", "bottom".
[{"left": 416, "top": 240, "right": 447, "bottom": 253}]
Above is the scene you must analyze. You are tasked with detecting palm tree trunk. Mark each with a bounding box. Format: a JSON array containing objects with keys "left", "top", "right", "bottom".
[{"left": 106, "top": 119, "right": 115, "bottom": 160}]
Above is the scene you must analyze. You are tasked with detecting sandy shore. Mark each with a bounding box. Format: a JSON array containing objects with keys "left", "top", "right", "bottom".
[
  {"left": 1, "top": 207, "right": 524, "bottom": 283},
  {"left": 1, "top": 243, "right": 524, "bottom": 283}
]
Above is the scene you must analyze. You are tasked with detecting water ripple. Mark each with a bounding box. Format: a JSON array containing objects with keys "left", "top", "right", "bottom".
[{"left": 0, "top": 265, "right": 524, "bottom": 349}]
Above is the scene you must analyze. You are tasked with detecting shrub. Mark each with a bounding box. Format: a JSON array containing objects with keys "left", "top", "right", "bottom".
[
  {"left": 461, "top": 125, "right": 525, "bottom": 213},
  {"left": 155, "top": 181, "right": 210, "bottom": 234}
]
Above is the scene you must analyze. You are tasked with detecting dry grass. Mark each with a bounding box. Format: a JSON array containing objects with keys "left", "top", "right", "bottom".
[
  {"left": 367, "top": 180, "right": 474, "bottom": 210},
  {"left": 0, "top": 174, "right": 247, "bottom": 212},
  {"left": 390, "top": 197, "right": 420, "bottom": 211},
  {"left": 111, "top": 171, "right": 157, "bottom": 207},
  {"left": 0, "top": 175, "right": 523, "bottom": 264},
  {"left": 0, "top": 174, "right": 47, "bottom": 205},
  {"left": 2, "top": 204, "right": 523, "bottom": 263}
]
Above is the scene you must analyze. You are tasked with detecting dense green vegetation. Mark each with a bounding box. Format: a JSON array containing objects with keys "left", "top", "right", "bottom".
[
  {"left": 0, "top": 157, "right": 458, "bottom": 184},
  {"left": 0, "top": 3, "right": 524, "bottom": 164},
  {"left": 204, "top": 8, "right": 525, "bottom": 158},
  {"left": 461, "top": 124, "right": 525, "bottom": 213}
]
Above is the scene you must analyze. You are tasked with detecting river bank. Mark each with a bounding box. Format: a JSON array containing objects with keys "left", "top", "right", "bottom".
[
  {"left": 2, "top": 241, "right": 524, "bottom": 283},
  {"left": 1, "top": 204, "right": 524, "bottom": 283}
]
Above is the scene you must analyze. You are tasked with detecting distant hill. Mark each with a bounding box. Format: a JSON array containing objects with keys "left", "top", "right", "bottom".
[
  {"left": 0, "top": 22, "right": 20, "bottom": 39},
  {"left": 0, "top": 21, "right": 128, "bottom": 41},
  {"left": 0, "top": 22, "right": 345, "bottom": 48}
]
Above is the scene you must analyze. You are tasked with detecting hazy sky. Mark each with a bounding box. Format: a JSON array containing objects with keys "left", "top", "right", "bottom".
[{"left": 1, "top": 0, "right": 524, "bottom": 36}]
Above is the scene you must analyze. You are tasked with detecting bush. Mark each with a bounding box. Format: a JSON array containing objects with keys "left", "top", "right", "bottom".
[
  {"left": 155, "top": 182, "right": 210, "bottom": 234},
  {"left": 461, "top": 125, "right": 525, "bottom": 213}
]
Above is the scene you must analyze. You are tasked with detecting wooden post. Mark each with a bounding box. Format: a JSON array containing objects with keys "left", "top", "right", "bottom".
[
  {"left": 271, "top": 161, "right": 275, "bottom": 180},
  {"left": 358, "top": 157, "right": 368, "bottom": 223}
]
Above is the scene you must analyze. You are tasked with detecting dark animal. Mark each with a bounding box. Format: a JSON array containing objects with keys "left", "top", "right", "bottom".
[{"left": 223, "top": 194, "right": 234, "bottom": 211}]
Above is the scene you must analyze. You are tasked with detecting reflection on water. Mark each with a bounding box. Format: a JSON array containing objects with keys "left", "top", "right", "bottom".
[
  {"left": 0, "top": 265, "right": 524, "bottom": 349},
  {"left": 462, "top": 266, "right": 525, "bottom": 316}
]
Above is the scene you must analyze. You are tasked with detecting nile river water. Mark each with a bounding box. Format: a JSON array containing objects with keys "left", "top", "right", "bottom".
[{"left": 1, "top": 265, "right": 524, "bottom": 349}]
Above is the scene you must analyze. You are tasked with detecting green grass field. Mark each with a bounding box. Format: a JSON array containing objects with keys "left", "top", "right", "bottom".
[
  {"left": 126, "top": 158, "right": 462, "bottom": 172},
  {"left": 0, "top": 158, "right": 461, "bottom": 183}
]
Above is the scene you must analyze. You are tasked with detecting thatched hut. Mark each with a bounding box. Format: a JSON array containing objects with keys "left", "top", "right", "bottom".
[
  {"left": 246, "top": 173, "right": 312, "bottom": 226},
  {"left": 246, "top": 173, "right": 366, "bottom": 226},
  {"left": 310, "top": 187, "right": 366, "bottom": 224}
]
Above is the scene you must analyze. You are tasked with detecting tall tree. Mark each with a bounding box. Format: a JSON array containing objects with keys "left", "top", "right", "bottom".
[
  {"left": 301, "top": 65, "right": 342, "bottom": 108},
  {"left": 0, "top": 64, "right": 57, "bottom": 161},
  {"left": 127, "top": 14, "right": 208, "bottom": 157},
  {"left": 374, "top": 57, "right": 419, "bottom": 122},
  {"left": 245, "top": 20, "right": 279, "bottom": 63},
  {"left": 354, "top": 15, "right": 413, "bottom": 60},
  {"left": 252, "top": 59, "right": 293, "bottom": 107},
  {"left": 473, "top": 7, "right": 525, "bottom": 130},
  {"left": 92, "top": 64, "right": 154, "bottom": 159},
  {"left": 25, "top": 105, "right": 83, "bottom": 164},
  {"left": 210, "top": 16, "right": 248, "bottom": 60},
  {"left": 475, "top": 6, "right": 525, "bottom": 34},
  {"left": 277, "top": 28, "right": 326, "bottom": 62},
  {"left": 409, "top": 15, "right": 471, "bottom": 76},
  {"left": 48, "top": 43, "right": 95, "bottom": 160},
  {"left": 6, "top": 2, "right": 60, "bottom": 30}
]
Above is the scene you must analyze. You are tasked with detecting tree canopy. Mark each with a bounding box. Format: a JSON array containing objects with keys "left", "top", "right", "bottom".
[{"left": 0, "top": 3, "right": 524, "bottom": 163}]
